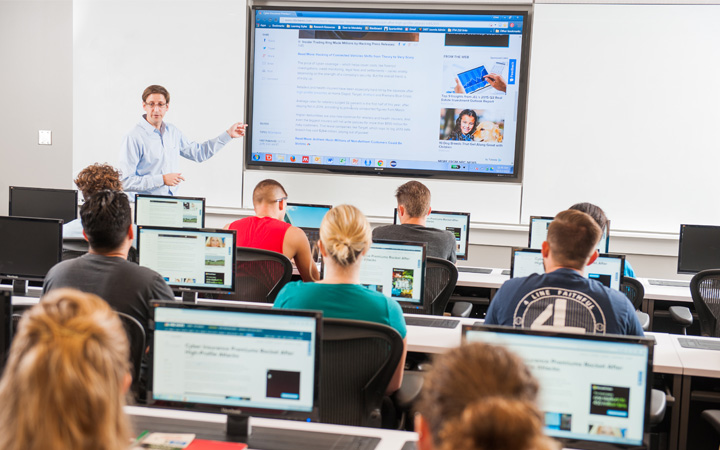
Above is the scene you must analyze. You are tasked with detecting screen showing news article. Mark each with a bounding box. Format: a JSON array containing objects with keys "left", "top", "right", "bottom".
[
  {"left": 136, "top": 197, "right": 204, "bottom": 229},
  {"left": 529, "top": 218, "right": 553, "bottom": 249},
  {"left": 425, "top": 213, "right": 469, "bottom": 256},
  {"left": 466, "top": 331, "right": 648, "bottom": 446},
  {"left": 138, "top": 229, "right": 234, "bottom": 289},
  {"left": 587, "top": 256, "right": 623, "bottom": 291},
  {"left": 152, "top": 307, "right": 317, "bottom": 412},
  {"left": 250, "top": 10, "right": 526, "bottom": 174},
  {"left": 359, "top": 242, "right": 424, "bottom": 304},
  {"left": 512, "top": 250, "right": 544, "bottom": 278}
]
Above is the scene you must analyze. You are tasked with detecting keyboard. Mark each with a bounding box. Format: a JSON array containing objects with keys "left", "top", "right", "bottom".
[
  {"left": 250, "top": 427, "right": 380, "bottom": 450},
  {"left": 404, "top": 316, "right": 460, "bottom": 329},
  {"left": 457, "top": 267, "right": 492, "bottom": 274},
  {"left": 401, "top": 441, "right": 417, "bottom": 450},
  {"left": 501, "top": 269, "right": 510, "bottom": 276},
  {"left": 678, "top": 338, "right": 720, "bottom": 351},
  {"left": 648, "top": 279, "right": 690, "bottom": 288}
]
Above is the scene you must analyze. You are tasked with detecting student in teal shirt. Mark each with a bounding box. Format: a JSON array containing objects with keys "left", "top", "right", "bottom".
[{"left": 274, "top": 204, "right": 407, "bottom": 394}]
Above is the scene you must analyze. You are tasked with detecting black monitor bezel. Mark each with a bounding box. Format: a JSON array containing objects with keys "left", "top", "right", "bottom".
[
  {"left": 9, "top": 186, "right": 78, "bottom": 224},
  {"left": 393, "top": 208, "right": 471, "bottom": 261},
  {"left": 677, "top": 224, "right": 720, "bottom": 275},
  {"left": 284, "top": 202, "right": 333, "bottom": 231},
  {"left": 368, "top": 239, "right": 428, "bottom": 314},
  {"left": 146, "top": 300, "right": 322, "bottom": 422},
  {"left": 528, "top": 215, "right": 611, "bottom": 253},
  {"left": 461, "top": 324, "right": 653, "bottom": 449},
  {"left": 0, "top": 291, "right": 12, "bottom": 372},
  {"left": 134, "top": 194, "right": 207, "bottom": 229},
  {"left": 136, "top": 226, "right": 237, "bottom": 295},
  {"left": 244, "top": 4, "right": 532, "bottom": 182},
  {"left": 0, "top": 216, "right": 63, "bottom": 282}
]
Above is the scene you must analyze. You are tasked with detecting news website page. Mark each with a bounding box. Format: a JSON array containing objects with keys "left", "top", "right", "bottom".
[
  {"left": 152, "top": 307, "right": 317, "bottom": 412},
  {"left": 139, "top": 229, "right": 234, "bottom": 290},
  {"left": 250, "top": 9, "right": 525, "bottom": 175},
  {"left": 512, "top": 250, "right": 544, "bottom": 278},
  {"left": 466, "top": 331, "right": 648, "bottom": 446},
  {"left": 425, "top": 213, "right": 469, "bottom": 257},
  {"left": 359, "top": 242, "right": 425, "bottom": 304},
  {"left": 136, "top": 198, "right": 204, "bottom": 229}
]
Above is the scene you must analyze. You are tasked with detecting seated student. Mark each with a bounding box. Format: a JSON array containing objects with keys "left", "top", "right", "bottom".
[
  {"left": 43, "top": 190, "right": 174, "bottom": 333},
  {"left": 274, "top": 204, "right": 407, "bottom": 393},
  {"left": 64, "top": 163, "right": 123, "bottom": 238},
  {"left": 225, "top": 179, "right": 318, "bottom": 281},
  {"left": 372, "top": 180, "right": 457, "bottom": 263},
  {"left": 0, "top": 288, "right": 133, "bottom": 450},
  {"left": 485, "top": 209, "right": 643, "bottom": 336},
  {"left": 415, "top": 343, "right": 558, "bottom": 450},
  {"left": 569, "top": 202, "right": 636, "bottom": 278}
]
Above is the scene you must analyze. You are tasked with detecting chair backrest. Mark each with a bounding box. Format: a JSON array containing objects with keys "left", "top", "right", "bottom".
[
  {"left": 115, "top": 312, "right": 146, "bottom": 395},
  {"left": 621, "top": 277, "right": 645, "bottom": 311},
  {"left": 690, "top": 269, "right": 720, "bottom": 337},
  {"left": 425, "top": 257, "right": 459, "bottom": 316},
  {"left": 320, "top": 318, "right": 403, "bottom": 427},
  {"left": 217, "top": 247, "right": 293, "bottom": 303},
  {"left": 62, "top": 239, "right": 138, "bottom": 264}
]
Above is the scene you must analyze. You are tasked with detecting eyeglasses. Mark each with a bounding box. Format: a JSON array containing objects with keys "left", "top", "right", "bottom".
[
  {"left": 144, "top": 102, "right": 168, "bottom": 109},
  {"left": 274, "top": 197, "right": 288, "bottom": 203}
]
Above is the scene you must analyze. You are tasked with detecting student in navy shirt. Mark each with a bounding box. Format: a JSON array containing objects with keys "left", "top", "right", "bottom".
[{"left": 486, "top": 209, "right": 643, "bottom": 336}]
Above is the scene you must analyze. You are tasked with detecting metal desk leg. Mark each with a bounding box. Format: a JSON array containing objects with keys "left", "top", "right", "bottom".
[
  {"left": 677, "top": 374, "right": 692, "bottom": 450},
  {"left": 668, "top": 374, "right": 683, "bottom": 450},
  {"left": 646, "top": 298, "right": 655, "bottom": 331}
]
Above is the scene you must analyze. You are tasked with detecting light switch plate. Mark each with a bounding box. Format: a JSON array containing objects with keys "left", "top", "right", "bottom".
[{"left": 38, "top": 130, "right": 52, "bottom": 145}]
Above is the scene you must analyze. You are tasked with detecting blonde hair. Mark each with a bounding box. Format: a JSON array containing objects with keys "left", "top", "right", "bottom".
[
  {"left": 320, "top": 204, "right": 372, "bottom": 267},
  {"left": 416, "top": 343, "right": 558, "bottom": 450},
  {"left": 0, "top": 289, "right": 132, "bottom": 450}
]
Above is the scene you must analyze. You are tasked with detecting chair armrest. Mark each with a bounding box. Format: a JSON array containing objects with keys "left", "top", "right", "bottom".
[
  {"left": 669, "top": 306, "right": 693, "bottom": 327},
  {"left": 702, "top": 410, "right": 720, "bottom": 434},
  {"left": 650, "top": 389, "right": 667, "bottom": 425},
  {"left": 635, "top": 311, "right": 650, "bottom": 332},
  {"left": 451, "top": 301, "right": 472, "bottom": 318},
  {"left": 393, "top": 370, "right": 424, "bottom": 409}
]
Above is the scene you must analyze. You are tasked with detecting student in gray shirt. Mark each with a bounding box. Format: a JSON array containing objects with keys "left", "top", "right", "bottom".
[
  {"left": 372, "top": 181, "right": 457, "bottom": 263},
  {"left": 44, "top": 190, "right": 174, "bottom": 334}
]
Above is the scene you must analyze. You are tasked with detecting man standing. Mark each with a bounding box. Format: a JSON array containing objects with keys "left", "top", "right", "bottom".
[
  {"left": 372, "top": 180, "right": 457, "bottom": 263},
  {"left": 118, "top": 85, "right": 247, "bottom": 196},
  {"left": 485, "top": 209, "right": 643, "bottom": 336}
]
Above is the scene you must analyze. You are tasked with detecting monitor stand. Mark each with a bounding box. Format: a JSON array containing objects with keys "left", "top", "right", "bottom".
[
  {"left": 12, "top": 279, "right": 28, "bottom": 296},
  {"left": 226, "top": 414, "right": 250, "bottom": 442},
  {"left": 181, "top": 291, "right": 198, "bottom": 303}
]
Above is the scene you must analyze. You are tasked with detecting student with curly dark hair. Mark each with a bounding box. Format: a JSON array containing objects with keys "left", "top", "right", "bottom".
[{"left": 64, "top": 163, "right": 123, "bottom": 238}]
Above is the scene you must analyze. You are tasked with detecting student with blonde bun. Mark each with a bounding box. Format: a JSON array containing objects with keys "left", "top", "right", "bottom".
[
  {"left": 0, "top": 288, "right": 133, "bottom": 450},
  {"left": 415, "top": 343, "right": 559, "bottom": 450},
  {"left": 274, "top": 204, "right": 407, "bottom": 393}
]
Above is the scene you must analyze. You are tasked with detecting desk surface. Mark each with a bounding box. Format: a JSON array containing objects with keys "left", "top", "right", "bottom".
[{"left": 670, "top": 334, "right": 720, "bottom": 378}]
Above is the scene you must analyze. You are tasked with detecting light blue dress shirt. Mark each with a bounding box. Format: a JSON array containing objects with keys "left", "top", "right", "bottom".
[{"left": 118, "top": 114, "right": 232, "bottom": 196}]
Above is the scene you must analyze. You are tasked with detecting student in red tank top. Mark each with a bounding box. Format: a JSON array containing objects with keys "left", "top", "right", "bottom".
[{"left": 225, "top": 179, "right": 319, "bottom": 282}]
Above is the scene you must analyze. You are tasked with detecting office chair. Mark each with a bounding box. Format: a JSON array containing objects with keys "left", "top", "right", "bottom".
[
  {"left": 621, "top": 277, "right": 650, "bottom": 331},
  {"left": 320, "top": 318, "right": 403, "bottom": 428},
  {"left": 689, "top": 269, "right": 720, "bottom": 337},
  {"left": 62, "top": 238, "right": 139, "bottom": 264},
  {"left": 116, "top": 312, "right": 146, "bottom": 396},
  {"left": 217, "top": 247, "right": 293, "bottom": 303},
  {"left": 425, "top": 257, "right": 458, "bottom": 316}
]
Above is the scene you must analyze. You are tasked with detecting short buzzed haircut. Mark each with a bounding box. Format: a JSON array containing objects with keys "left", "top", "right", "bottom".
[
  {"left": 252, "top": 179, "right": 288, "bottom": 206},
  {"left": 80, "top": 190, "right": 132, "bottom": 253},
  {"left": 569, "top": 202, "right": 608, "bottom": 234},
  {"left": 547, "top": 210, "right": 602, "bottom": 270},
  {"left": 142, "top": 85, "right": 170, "bottom": 103},
  {"left": 395, "top": 181, "right": 431, "bottom": 218}
]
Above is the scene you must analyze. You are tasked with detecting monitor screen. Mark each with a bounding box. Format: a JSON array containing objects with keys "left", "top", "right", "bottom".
[
  {"left": 463, "top": 325, "right": 652, "bottom": 448},
  {"left": 394, "top": 209, "right": 470, "bottom": 260},
  {"left": 246, "top": 6, "right": 531, "bottom": 180},
  {"left": 510, "top": 248, "right": 624, "bottom": 290},
  {"left": 0, "top": 216, "right": 62, "bottom": 281},
  {"left": 135, "top": 195, "right": 206, "bottom": 229},
  {"left": 9, "top": 186, "right": 78, "bottom": 224},
  {"left": 360, "top": 240, "right": 426, "bottom": 308},
  {"left": 148, "top": 302, "right": 321, "bottom": 422},
  {"left": 529, "top": 216, "right": 610, "bottom": 253},
  {"left": 137, "top": 227, "right": 237, "bottom": 295},
  {"left": 677, "top": 224, "right": 720, "bottom": 274},
  {"left": 283, "top": 203, "right": 332, "bottom": 229}
]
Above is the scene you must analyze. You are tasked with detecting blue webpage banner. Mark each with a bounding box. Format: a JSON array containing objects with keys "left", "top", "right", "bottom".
[{"left": 156, "top": 321, "right": 312, "bottom": 341}]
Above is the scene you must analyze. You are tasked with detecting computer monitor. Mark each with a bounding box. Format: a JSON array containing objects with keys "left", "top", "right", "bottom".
[
  {"left": 0, "top": 291, "right": 12, "bottom": 372},
  {"left": 529, "top": 216, "right": 610, "bottom": 253},
  {"left": 284, "top": 203, "right": 332, "bottom": 244},
  {"left": 677, "top": 224, "right": 720, "bottom": 274},
  {"left": 393, "top": 208, "right": 471, "bottom": 260},
  {"left": 147, "top": 301, "right": 321, "bottom": 440},
  {"left": 463, "top": 325, "right": 652, "bottom": 449},
  {"left": 135, "top": 194, "right": 206, "bottom": 229},
  {"left": 360, "top": 240, "right": 427, "bottom": 314},
  {"left": 137, "top": 226, "right": 237, "bottom": 302},
  {"left": 0, "top": 216, "right": 62, "bottom": 295},
  {"left": 510, "top": 248, "right": 625, "bottom": 291},
  {"left": 9, "top": 186, "right": 78, "bottom": 224}
]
